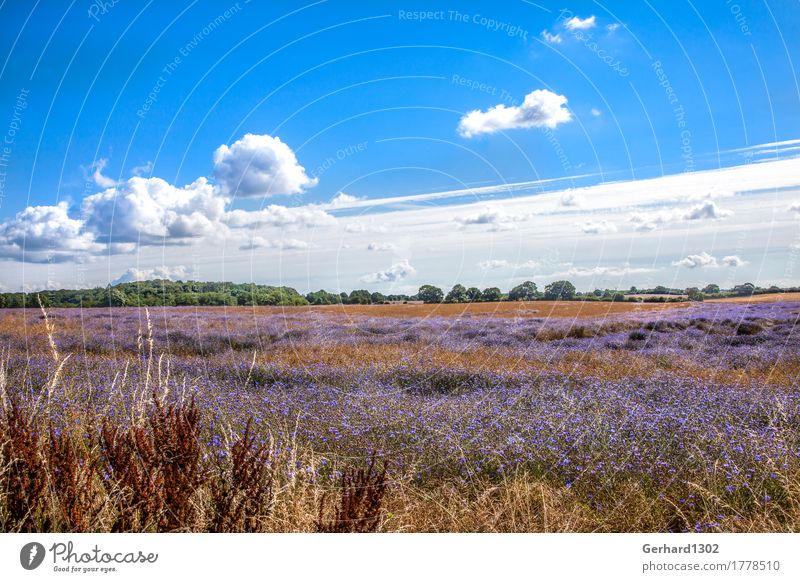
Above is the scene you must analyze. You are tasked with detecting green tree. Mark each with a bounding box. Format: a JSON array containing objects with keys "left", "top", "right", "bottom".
[
  {"left": 685, "top": 287, "right": 704, "bottom": 302},
  {"left": 465, "top": 287, "right": 482, "bottom": 302},
  {"left": 544, "top": 280, "right": 576, "bottom": 300},
  {"left": 508, "top": 280, "right": 538, "bottom": 301},
  {"left": 348, "top": 289, "right": 372, "bottom": 304},
  {"left": 445, "top": 284, "right": 468, "bottom": 303},
  {"left": 481, "top": 287, "right": 503, "bottom": 302},
  {"left": 370, "top": 291, "right": 386, "bottom": 304},
  {"left": 732, "top": 282, "right": 755, "bottom": 297},
  {"left": 417, "top": 285, "right": 444, "bottom": 304},
  {"left": 702, "top": 283, "right": 720, "bottom": 294}
]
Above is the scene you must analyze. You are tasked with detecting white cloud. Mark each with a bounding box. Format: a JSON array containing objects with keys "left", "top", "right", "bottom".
[
  {"left": 224, "top": 205, "right": 335, "bottom": 229},
  {"left": 239, "top": 237, "right": 310, "bottom": 251},
  {"left": 360, "top": 259, "right": 416, "bottom": 284},
  {"left": 0, "top": 202, "right": 102, "bottom": 263},
  {"left": 90, "top": 158, "right": 117, "bottom": 188},
  {"left": 328, "top": 191, "right": 364, "bottom": 208},
  {"left": 112, "top": 265, "right": 188, "bottom": 285},
  {"left": 455, "top": 205, "right": 533, "bottom": 231},
  {"left": 630, "top": 200, "right": 732, "bottom": 231},
  {"left": 577, "top": 219, "right": 617, "bottom": 234},
  {"left": 131, "top": 161, "right": 153, "bottom": 177},
  {"left": 590, "top": 107, "right": 601, "bottom": 117},
  {"left": 683, "top": 200, "right": 732, "bottom": 221},
  {"left": 606, "top": 23, "right": 620, "bottom": 32},
  {"left": 789, "top": 201, "right": 800, "bottom": 214},
  {"left": 344, "top": 221, "right": 389, "bottom": 233},
  {"left": 367, "top": 242, "right": 396, "bottom": 251},
  {"left": 457, "top": 89, "right": 572, "bottom": 138},
  {"left": 82, "top": 176, "right": 226, "bottom": 244},
  {"left": 541, "top": 29, "right": 562, "bottom": 43},
  {"left": 559, "top": 189, "right": 586, "bottom": 207},
  {"left": 672, "top": 252, "right": 718, "bottom": 269},
  {"left": 564, "top": 15, "right": 596, "bottom": 30},
  {"left": 478, "top": 259, "right": 539, "bottom": 271},
  {"left": 212, "top": 133, "right": 318, "bottom": 198},
  {"left": 554, "top": 264, "right": 657, "bottom": 278},
  {"left": 478, "top": 259, "right": 512, "bottom": 270},
  {"left": 721, "top": 255, "right": 746, "bottom": 267}
]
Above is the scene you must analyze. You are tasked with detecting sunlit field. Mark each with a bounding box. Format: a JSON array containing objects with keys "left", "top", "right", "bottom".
[{"left": 1, "top": 296, "right": 799, "bottom": 532}]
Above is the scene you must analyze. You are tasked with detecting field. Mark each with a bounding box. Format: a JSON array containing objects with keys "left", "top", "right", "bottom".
[{"left": 1, "top": 296, "right": 799, "bottom": 532}]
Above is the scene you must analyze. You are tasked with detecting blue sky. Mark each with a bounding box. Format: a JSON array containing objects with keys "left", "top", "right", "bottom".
[{"left": 0, "top": 0, "right": 799, "bottom": 293}]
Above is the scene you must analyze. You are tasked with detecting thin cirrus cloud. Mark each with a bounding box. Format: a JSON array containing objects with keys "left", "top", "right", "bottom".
[
  {"left": 0, "top": 134, "right": 334, "bottom": 264},
  {"left": 360, "top": 259, "right": 416, "bottom": 284},
  {"left": 478, "top": 259, "right": 539, "bottom": 271},
  {"left": 672, "top": 252, "right": 746, "bottom": 269},
  {"left": 457, "top": 89, "right": 572, "bottom": 138},
  {"left": 367, "top": 242, "right": 397, "bottom": 251}
]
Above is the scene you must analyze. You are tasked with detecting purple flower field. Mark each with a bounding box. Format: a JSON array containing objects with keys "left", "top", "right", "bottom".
[{"left": 1, "top": 300, "right": 799, "bottom": 532}]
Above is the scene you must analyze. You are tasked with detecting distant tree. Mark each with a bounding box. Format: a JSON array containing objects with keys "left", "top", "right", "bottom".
[
  {"left": 593, "top": 288, "right": 604, "bottom": 297},
  {"left": 685, "top": 287, "right": 704, "bottom": 302},
  {"left": 508, "top": 280, "right": 538, "bottom": 301},
  {"left": 732, "top": 282, "right": 755, "bottom": 297},
  {"left": 544, "top": 280, "right": 576, "bottom": 300},
  {"left": 652, "top": 285, "right": 670, "bottom": 295},
  {"left": 766, "top": 285, "right": 782, "bottom": 294},
  {"left": 702, "top": 283, "right": 720, "bottom": 295},
  {"left": 445, "top": 284, "right": 468, "bottom": 303},
  {"left": 348, "top": 289, "right": 372, "bottom": 304},
  {"left": 417, "top": 285, "right": 444, "bottom": 304},
  {"left": 108, "top": 289, "right": 127, "bottom": 307},
  {"left": 465, "top": 287, "right": 482, "bottom": 302},
  {"left": 611, "top": 292, "right": 627, "bottom": 302},
  {"left": 370, "top": 291, "right": 386, "bottom": 304},
  {"left": 629, "top": 286, "right": 638, "bottom": 294},
  {"left": 481, "top": 287, "right": 503, "bottom": 302}
]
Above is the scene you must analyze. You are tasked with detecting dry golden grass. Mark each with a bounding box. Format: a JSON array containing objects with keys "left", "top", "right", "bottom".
[{"left": 708, "top": 292, "right": 800, "bottom": 304}]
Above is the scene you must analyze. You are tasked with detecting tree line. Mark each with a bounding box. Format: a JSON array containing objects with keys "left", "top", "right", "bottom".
[{"left": 0, "top": 278, "right": 796, "bottom": 309}]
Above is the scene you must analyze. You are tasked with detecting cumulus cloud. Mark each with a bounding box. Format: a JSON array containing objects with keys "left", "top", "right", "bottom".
[
  {"left": 328, "top": 192, "right": 364, "bottom": 208},
  {"left": 0, "top": 202, "right": 102, "bottom": 263},
  {"left": 683, "top": 200, "right": 733, "bottom": 221},
  {"left": 590, "top": 107, "right": 601, "bottom": 117},
  {"left": 82, "top": 177, "right": 225, "bottom": 244},
  {"left": 457, "top": 89, "right": 572, "bottom": 138},
  {"left": 789, "top": 201, "right": 800, "bottom": 214},
  {"left": 672, "top": 252, "right": 718, "bottom": 269},
  {"left": 131, "top": 161, "right": 153, "bottom": 177},
  {"left": 577, "top": 220, "right": 617, "bottom": 234},
  {"left": 564, "top": 15, "right": 596, "bottom": 30},
  {"left": 541, "top": 30, "right": 562, "bottom": 43},
  {"left": 112, "top": 265, "right": 188, "bottom": 285},
  {"left": 367, "top": 242, "right": 396, "bottom": 251},
  {"left": 89, "top": 158, "right": 117, "bottom": 188},
  {"left": 212, "top": 133, "right": 318, "bottom": 198},
  {"left": 630, "top": 201, "right": 732, "bottom": 231},
  {"left": 360, "top": 259, "right": 416, "bottom": 284},
  {"left": 721, "top": 255, "right": 746, "bottom": 267},
  {"left": 455, "top": 205, "right": 533, "bottom": 231},
  {"left": 559, "top": 189, "right": 586, "bottom": 207}
]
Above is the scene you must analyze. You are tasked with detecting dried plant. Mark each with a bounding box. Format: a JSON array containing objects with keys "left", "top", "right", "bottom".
[
  {"left": 210, "top": 418, "right": 273, "bottom": 532},
  {"left": 46, "top": 427, "right": 102, "bottom": 532},
  {"left": 317, "top": 454, "right": 388, "bottom": 533},
  {"left": 149, "top": 395, "right": 205, "bottom": 531},
  {"left": 0, "top": 398, "right": 49, "bottom": 532},
  {"left": 99, "top": 421, "right": 164, "bottom": 532}
]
